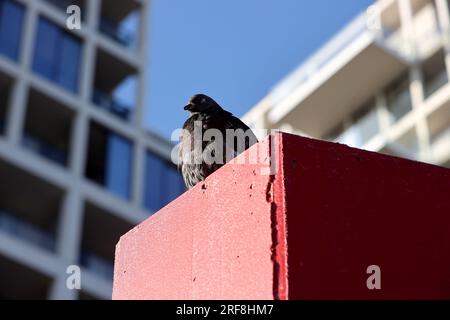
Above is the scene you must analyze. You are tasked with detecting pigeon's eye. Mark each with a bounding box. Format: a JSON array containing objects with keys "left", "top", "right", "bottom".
[{"left": 201, "top": 97, "right": 206, "bottom": 103}]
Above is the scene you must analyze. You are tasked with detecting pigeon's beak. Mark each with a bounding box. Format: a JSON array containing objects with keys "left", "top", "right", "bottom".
[{"left": 184, "top": 104, "right": 193, "bottom": 111}]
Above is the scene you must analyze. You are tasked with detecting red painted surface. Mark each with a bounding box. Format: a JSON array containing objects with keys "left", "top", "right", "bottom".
[
  {"left": 113, "top": 132, "right": 450, "bottom": 300},
  {"left": 113, "top": 136, "right": 277, "bottom": 299}
]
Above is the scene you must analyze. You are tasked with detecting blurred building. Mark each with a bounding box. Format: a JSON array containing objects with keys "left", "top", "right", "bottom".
[
  {"left": 244, "top": 0, "right": 450, "bottom": 168},
  {"left": 0, "top": 0, "right": 184, "bottom": 299}
]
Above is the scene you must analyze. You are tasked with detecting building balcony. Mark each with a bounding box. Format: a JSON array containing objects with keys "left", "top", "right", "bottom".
[
  {"left": 80, "top": 249, "right": 114, "bottom": 281},
  {"left": 22, "top": 89, "right": 74, "bottom": 167},
  {"left": 99, "top": 0, "right": 141, "bottom": 51},
  {"left": 0, "top": 210, "right": 55, "bottom": 252},
  {"left": 426, "top": 83, "right": 450, "bottom": 165},
  {"left": 85, "top": 121, "right": 133, "bottom": 200},
  {"left": 425, "top": 70, "right": 449, "bottom": 99},
  {"left": 423, "top": 49, "right": 449, "bottom": 99},
  {"left": 430, "top": 126, "right": 450, "bottom": 166},
  {"left": 99, "top": 17, "right": 135, "bottom": 49},
  {"left": 0, "top": 158, "right": 63, "bottom": 253},
  {"left": 22, "top": 134, "right": 67, "bottom": 166},
  {"left": 386, "top": 75, "right": 412, "bottom": 124},
  {"left": 248, "top": 0, "right": 448, "bottom": 140},
  {"left": 80, "top": 202, "right": 133, "bottom": 282},
  {"left": 92, "top": 48, "right": 137, "bottom": 122},
  {"left": 92, "top": 89, "right": 132, "bottom": 121},
  {"left": 335, "top": 107, "right": 380, "bottom": 149},
  {"left": 378, "top": 0, "right": 441, "bottom": 60},
  {"left": 264, "top": 10, "right": 409, "bottom": 138},
  {"left": 0, "top": 254, "right": 51, "bottom": 299}
]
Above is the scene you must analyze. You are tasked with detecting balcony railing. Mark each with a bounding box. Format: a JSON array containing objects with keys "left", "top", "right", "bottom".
[
  {"left": 93, "top": 89, "right": 133, "bottom": 121},
  {"left": 336, "top": 109, "right": 380, "bottom": 148},
  {"left": 0, "top": 210, "right": 56, "bottom": 252},
  {"left": 387, "top": 89, "right": 412, "bottom": 124},
  {"left": 22, "top": 133, "right": 67, "bottom": 166},
  {"left": 430, "top": 127, "right": 450, "bottom": 163},
  {"left": 80, "top": 249, "right": 114, "bottom": 280},
  {"left": 99, "top": 17, "right": 135, "bottom": 49}
]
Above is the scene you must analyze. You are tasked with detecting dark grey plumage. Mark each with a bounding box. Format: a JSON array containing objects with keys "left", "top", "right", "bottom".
[{"left": 179, "top": 94, "right": 258, "bottom": 189}]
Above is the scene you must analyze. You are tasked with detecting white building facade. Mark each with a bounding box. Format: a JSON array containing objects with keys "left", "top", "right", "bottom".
[
  {"left": 244, "top": 0, "right": 450, "bottom": 168},
  {"left": 0, "top": 0, "right": 184, "bottom": 299}
]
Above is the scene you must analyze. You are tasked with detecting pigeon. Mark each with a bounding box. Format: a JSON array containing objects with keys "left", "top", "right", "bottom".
[{"left": 179, "top": 94, "right": 258, "bottom": 189}]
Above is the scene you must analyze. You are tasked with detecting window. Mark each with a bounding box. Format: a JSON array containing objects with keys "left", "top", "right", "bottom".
[
  {"left": 86, "top": 123, "right": 133, "bottom": 200},
  {"left": 0, "top": 73, "right": 13, "bottom": 135},
  {"left": 0, "top": 0, "right": 24, "bottom": 61},
  {"left": 386, "top": 74, "right": 412, "bottom": 123},
  {"left": 44, "top": 0, "right": 85, "bottom": 19},
  {"left": 334, "top": 100, "right": 379, "bottom": 148},
  {"left": 22, "top": 89, "right": 74, "bottom": 166},
  {"left": 422, "top": 49, "right": 448, "bottom": 98},
  {"left": 0, "top": 158, "right": 62, "bottom": 253},
  {"left": 99, "top": 0, "right": 141, "bottom": 50},
  {"left": 0, "top": 255, "right": 52, "bottom": 299},
  {"left": 92, "top": 48, "right": 137, "bottom": 122},
  {"left": 105, "top": 134, "right": 133, "bottom": 199},
  {"left": 143, "top": 151, "right": 185, "bottom": 212},
  {"left": 33, "top": 17, "right": 82, "bottom": 93},
  {"left": 80, "top": 202, "right": 133, "bottom": 281}
]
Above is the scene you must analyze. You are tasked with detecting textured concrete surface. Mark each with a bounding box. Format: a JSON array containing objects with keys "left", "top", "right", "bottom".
[
  {"left": 281, "top": 133, "right": 450, "bottom": 299},
  {"left": 113, "top": 135, "right": 279, "bottom": 299},
  {"left": 113, "top": 132, "right": 450, "bottom": 299}
]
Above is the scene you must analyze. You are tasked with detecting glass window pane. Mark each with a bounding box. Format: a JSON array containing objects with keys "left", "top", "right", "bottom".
[
  {"left": 386, "top": 75, "right": 412, "bottom": 123},
  {"left": 33, "top": 18, "right": 60, "bottom": 80},
  {"left": 143, "top": 151, "right": 185, "bottom": 213},
  {"left": 33, "top": 17, "right": 81, "bottom": 93},
  {"left": 0, "top": 0, "right": 24, "bottom": 60},
  {"left": 163, "top": 164, "right": 185, "bottom": 205},
  {"left": 105, "top": 134, "right": 132, "bottom": 199},
  {"left": 143, "top": 152, "right": 165, "bottom": 212},
  {"left": 57, "top": 36, "right": 81, "bottom": 92}
]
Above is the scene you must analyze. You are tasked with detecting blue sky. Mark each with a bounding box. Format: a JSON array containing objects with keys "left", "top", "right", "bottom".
[{"left": 145, "top": 0, "right": 374, "bottom": 139}]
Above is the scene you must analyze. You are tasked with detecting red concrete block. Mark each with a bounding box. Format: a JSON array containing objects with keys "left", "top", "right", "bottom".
[{"left": 113, "top": 132, "right": 450, "bottom": 300}]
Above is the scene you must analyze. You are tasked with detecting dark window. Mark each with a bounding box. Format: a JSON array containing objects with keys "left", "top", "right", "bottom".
[
  {"left": 92, "top": 49, "right": 137, "bottom": 122},
  {"left": 105, "top": 133, "right": 132, "bottom": 198},
  {"left": 44, "top": 0, "right": 85, "bottom": 19},
  {"left": 22, "top": 89, "right": 74, "bottom": 166},
  {"left": 143, "top": 151, "right": 185, "bottom": 212},
  {"left": 33, "top": 17, "right": 82, "bottom": 93},
  {"left": 99, "top": 0, "right": 141, "bottom": 50},
  {"left": 0, "top": 0, "right": 24, "bottom": 61},
  {"left": 80, "top": 202, "right": 133, "bottom": 282},
  {"left": 86, "top": 123, "right": 133, "bottom": 200},
  {"left": 386, "top": 73, "right": 412, "bottom": 123},
  {"left": 422, "top": 49, "right": 448, "bottom": 98},
  {"left": 0, "top": 74, "right": 12, "bottom": 135}
]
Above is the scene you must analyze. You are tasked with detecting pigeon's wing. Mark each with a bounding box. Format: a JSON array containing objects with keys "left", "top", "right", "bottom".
[
  {"left": 179, "top": 115, "right": 217, "bottom": 189},
  {"left": 204, "top": 113, "right": 258, "bottom": 161},
  {"left": 220, "top": 114, "right": 259, "bottom": 150}
]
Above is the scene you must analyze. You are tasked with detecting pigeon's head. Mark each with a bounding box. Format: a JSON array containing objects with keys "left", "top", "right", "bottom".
[{"left": 184, "top": 94, "right": 221, "bottom": 114}]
